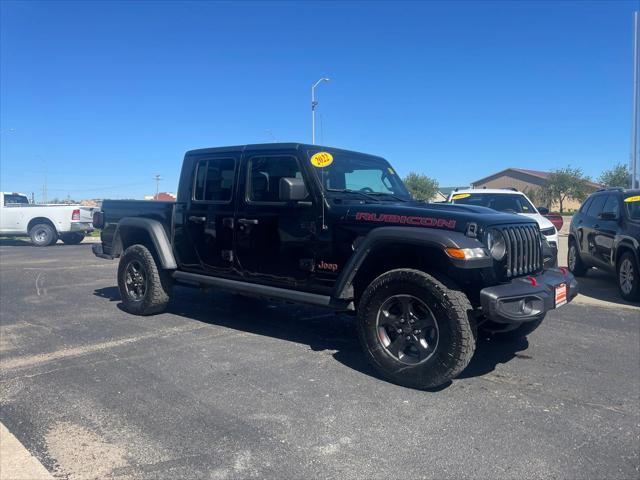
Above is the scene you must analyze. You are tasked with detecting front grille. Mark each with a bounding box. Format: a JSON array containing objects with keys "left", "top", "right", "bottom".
[{"left": 497, "top": 224, "right": 543, "bottom": 278}]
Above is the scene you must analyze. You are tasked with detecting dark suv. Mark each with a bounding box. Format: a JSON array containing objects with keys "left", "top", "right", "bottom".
[{"left": 568, "top": 188, "right": 640, "bottom": 301}]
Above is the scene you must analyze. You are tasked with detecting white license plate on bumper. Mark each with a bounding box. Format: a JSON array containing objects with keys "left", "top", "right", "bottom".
[{"left": 555, "top": 283, "right": 567, "bottom": 308}]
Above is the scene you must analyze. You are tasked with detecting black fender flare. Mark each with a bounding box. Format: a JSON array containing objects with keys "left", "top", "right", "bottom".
[
  {"left": 332, "top": 226, "right": 491, "bottom": 300},
  {"left": 113, "top": 217, "right": 177, "bottom": 269}
]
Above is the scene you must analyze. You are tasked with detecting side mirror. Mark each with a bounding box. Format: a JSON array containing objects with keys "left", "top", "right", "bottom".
[
  {"left": 279, "top": 177, "right": 308, "bottom": 201},
  {"left": 537, "top": 206, "right": 549, "bottom": 215},
  {"left": 599, "top": 211, "right": 618, "bottom": 221}
]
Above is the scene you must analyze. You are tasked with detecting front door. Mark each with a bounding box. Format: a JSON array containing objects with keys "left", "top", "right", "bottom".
[
  {"left": 179, "top": 154, "right": 239, "bottom": 275},
  {"left": 592, "top": 194, "right": 620, "bottom": 268},
  {"left": 234, "top": 151, "right": 317, "bottom": 288}
]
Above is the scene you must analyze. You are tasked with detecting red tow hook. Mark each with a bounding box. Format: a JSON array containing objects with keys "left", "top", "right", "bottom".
[
  {"left": 559, "top": 267, "right": 568, "bottom": 275},
  {"left": 526, "top": 276, "right": 538, "bottom": 287}
]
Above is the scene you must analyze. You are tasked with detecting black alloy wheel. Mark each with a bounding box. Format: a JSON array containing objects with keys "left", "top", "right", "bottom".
[{"left": 376, "top": 294, "right": 439, "bottom": 364}]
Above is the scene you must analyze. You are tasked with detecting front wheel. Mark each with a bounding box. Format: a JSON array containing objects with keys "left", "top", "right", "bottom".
[
  {"left": 617, "top": 252, "right": 640, "bottom": 302},
  {"left": 117, "top": 244, "right": 172, "bottom": 315},
  {"left": 357, "top": 269, "right": 476, "bottom": 389},
  {"left": 60, "top": 232, "right": 85, "bottom": 245}
]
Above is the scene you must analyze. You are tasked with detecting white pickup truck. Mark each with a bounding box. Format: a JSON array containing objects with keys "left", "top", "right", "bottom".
[{"left": 0, "top": 192, "right": 95, "bottom": 246}]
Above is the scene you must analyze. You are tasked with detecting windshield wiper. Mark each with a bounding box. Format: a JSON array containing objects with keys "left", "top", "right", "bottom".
[
  {"left": 326, "top": 188, "right": 380, "bottom": 202},
  {"left": 365, "top": 192, "right": 409, "bottom": 202}
]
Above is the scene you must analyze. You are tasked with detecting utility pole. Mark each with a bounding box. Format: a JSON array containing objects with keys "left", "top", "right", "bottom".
[
  {"left": 311, "top": 77, "right": 330, "bottom": 144},
  {"left": 632, "top": 11, "right": 639, "bottom": 189},
  {"left": 153, "top": 174, "right": 162, "bottom": 200}
]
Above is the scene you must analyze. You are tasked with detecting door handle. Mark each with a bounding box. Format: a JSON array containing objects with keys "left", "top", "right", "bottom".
[
  {"left": 593, "top": 224, "right": 600, "bottom": 229},
  {"left": 238, "top": 218, "right": 259, "bottom": 225},
  {"left": 189, "top": 216, "right": 206, "bottom": 223}
]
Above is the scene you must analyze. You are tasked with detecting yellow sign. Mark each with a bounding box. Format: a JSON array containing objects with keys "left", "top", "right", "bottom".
[
  {"left": 451, "top": 193, "right": 471, "bottom": 200},
  {"left": 624, "top": 195, "right": 640, "bottom": 203},
  {"left": 310, "top": 152, "right": 333, "bottom": 168}
]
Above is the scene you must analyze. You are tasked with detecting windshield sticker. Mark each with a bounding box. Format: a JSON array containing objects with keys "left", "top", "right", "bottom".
[
  {"left": 388, "top": 167, "right": 395, "bottom": 175},
  {"left": 624, "top": 195, "right": 640, "bottom": 203},
  {"left": 451, "top": 193, "right": 471, "bottom": 200},
  {"left": 310, "top": 152, "right": 333, "bottom": 168}
]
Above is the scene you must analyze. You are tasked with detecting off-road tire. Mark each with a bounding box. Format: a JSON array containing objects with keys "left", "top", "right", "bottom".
[
  {"left": 568, "top": 239, "right": 588, "bottom": 276},
  {"left": 29, "top": 223, "right": 57, "bottom": 247},
  {"left": 481, "top": 315, "right": 545, "bottom": 340},
  {"left": 617, "top": 251, "right": 640, "bottom": 302},
  {"left": 60, "top": 232, "right": 85, "bottom": 245},
  {"left": 357, "top": 269, "right": 476, "bottom": 389},
  {"left": 117, "top": 244, "right": 172, "bottom": 315}
]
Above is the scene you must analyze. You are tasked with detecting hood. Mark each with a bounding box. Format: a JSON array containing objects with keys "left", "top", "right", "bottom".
[
  {"left": 337, "top": 200, "right": 537, "bottom": 236},
  {"left": 520, "top": 213, "right": 555, "bottom": 231}
]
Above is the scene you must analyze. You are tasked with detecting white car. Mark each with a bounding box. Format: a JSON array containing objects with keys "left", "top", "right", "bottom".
[
  {"left": 0, "top": 192, "right": 95, "bottom": 246},
  {"left": 446, "top": 188, "right": 559, "bottom": 247}
]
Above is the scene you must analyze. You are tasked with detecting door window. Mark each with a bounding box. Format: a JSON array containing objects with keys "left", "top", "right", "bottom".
[
  {"left": 193, "top": 158, "right": 235, "bottom": 202},
  {"left": 601, "top": 195, "right": 620, "bottom": 218},
  {"left": 247, "top": 156, "right": 307, "bottom": 203},
  {"left": 585, "top": 195, "right": 607, "bottom": 218}
]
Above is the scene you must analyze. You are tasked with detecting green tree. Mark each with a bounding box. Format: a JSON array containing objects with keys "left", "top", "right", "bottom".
[
  {"left": 598, "top": 163, "right": 630, "bottom": 188},
  {"left": 403, "top": 172, "right": 439, "bottom": 202},
  {"left": 546, "top": 166, "right": 592, "bottom": 213}
]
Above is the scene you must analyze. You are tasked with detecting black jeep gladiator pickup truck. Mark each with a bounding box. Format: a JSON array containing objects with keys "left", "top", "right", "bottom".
[{"left": 93, "top": 143, "right": 577, "bottom": 388}]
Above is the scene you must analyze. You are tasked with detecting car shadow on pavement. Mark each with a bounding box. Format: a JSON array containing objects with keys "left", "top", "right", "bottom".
[
  {"left": 573, "top": 269, "right": 639, "bottom": 308},
  {"left": 93, "top": 286, "right": 531, "bottom": 390},
  {"left": 0, "top": 238, "right": 32, "bottom": 246}
]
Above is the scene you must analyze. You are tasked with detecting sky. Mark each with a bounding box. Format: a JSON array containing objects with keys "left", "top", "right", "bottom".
[{"left": 0, "top": 0, "right": 638, "bottom": 200}]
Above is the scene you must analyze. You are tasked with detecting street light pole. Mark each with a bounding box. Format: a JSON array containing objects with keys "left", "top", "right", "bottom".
[
  {"left": 311, "top": 77, "right": 330, "bottom": 144},
  {"left": 632, "top": 12, "right": 640, "bottom": 188}
]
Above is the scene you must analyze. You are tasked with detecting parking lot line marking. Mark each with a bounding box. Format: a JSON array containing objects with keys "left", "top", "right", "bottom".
[{"left": 0, "top": 422, "right": 54, "bottom": 480}]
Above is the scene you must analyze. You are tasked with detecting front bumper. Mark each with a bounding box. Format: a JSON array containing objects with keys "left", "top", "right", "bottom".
[{"left": 480, "top": 268, "right": 578, "bottom": 324}]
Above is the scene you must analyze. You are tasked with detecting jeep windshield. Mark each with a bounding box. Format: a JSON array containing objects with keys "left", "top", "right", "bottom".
[
  {"left": 450, "top": 192, "right": 536, "bottom": 214},
  {"left": 306, "top": 149, "right": 411, "bottom": 201}
]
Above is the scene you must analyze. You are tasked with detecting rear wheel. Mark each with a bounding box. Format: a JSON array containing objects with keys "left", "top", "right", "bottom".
[
  {"left": 60, "top": 232, "right": 85, "bottom": 245},
  {"left": 617, "top": 252, "right": 639, "bottom": 302},
  {"left": 357, "top": 269, "right": 475, "bottom": 389},
  {"left": 568, "top": 240, "right": 588, "bottom": 276},
  {"left": 29, "top": 223, "right": 57, "bottom": 247},
  {"left": 117, "top": 244, "right": 172, "bottom": 315}
]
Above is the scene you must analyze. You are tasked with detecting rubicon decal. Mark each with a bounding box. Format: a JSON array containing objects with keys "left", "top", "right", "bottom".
[{"left": 355, "top": 212, "right": 456, "bottom": 229}]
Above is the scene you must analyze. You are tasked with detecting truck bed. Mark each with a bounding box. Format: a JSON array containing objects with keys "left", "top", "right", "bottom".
[{"left": 100, "top": 200, "right": 175, "bottom": 248}]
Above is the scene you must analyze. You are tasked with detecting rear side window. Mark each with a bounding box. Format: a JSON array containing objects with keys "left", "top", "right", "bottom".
[
  {"left": 193, "top": 158, "right": 235, "bottom": 202},
  {"left": 585, "top": 195, "right": 607, "bottom": 218},
  {"left": 602, "top": 195, "right": 620, "bottom": 217},
  {"left": 579, "top": 197, "right": 593, "bottom": 213},
  {"left": 3, "top": 194, "right": 29, "bottom": 205}
]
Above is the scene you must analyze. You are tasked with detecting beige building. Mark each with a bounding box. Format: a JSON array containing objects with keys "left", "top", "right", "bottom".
[{"left": 471, "top": 168, "right": 601, "bottom": 212}]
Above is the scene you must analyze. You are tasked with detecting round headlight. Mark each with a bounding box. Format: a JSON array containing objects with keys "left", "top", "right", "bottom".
[{"left": 487, "top": 229, "right": 507, "bottom": 261}]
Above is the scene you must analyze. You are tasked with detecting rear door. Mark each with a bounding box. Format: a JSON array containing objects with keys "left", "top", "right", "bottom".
[
  {"left": 180, "top": 153, "right": 239, "bottom": 275},
  {"left": 234, "top": 149, "right": 318, "bottom": 288},
  {"left": 582, "top": 194, "right": 607, "bottom": 265}
]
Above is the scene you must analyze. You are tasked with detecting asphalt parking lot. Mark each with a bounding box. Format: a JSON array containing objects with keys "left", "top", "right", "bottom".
[{"left": 1, "top": 241, "right": 639, "bottom": 479}]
